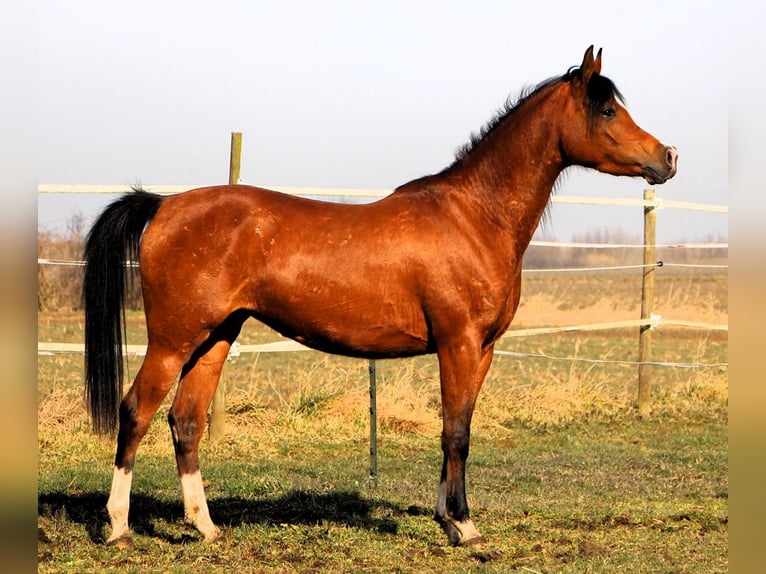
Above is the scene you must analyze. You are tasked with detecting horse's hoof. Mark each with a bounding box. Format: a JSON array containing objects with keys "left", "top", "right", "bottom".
[
  {"left": 460, "top": 535, "right": 488, "bottom": 548},
  {"left": 106, "top": 534, "right": 132, "bottom": 548},
  {"left": 435, "top": 514, "right": 485, "bottom": 547}
]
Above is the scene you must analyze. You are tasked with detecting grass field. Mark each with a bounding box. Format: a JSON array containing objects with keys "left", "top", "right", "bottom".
[{"left": 37, "top": 270, "right": 728, "bottom": 572}]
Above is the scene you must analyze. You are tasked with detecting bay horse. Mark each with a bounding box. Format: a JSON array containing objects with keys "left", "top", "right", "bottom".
[{"left": 83, "top": 46, "right": 677, "bottom": 548}]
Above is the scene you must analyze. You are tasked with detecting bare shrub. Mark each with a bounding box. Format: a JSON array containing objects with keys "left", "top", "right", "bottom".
[
  {"left": 38, "top": 214, "right": 143, "bottom": 311},
  {"left": 37, "top": 215, "right": 86, "bottom": 311}
]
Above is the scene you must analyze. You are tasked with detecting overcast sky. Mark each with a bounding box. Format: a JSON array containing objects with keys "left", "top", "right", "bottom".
[{"left": 37, "top": 0, "right": 727, "bottom": 244}]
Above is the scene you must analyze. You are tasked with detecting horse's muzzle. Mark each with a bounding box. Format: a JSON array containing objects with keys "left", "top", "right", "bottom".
[{"left": 642, "top": 145, "right": 678, "bottom": 185}]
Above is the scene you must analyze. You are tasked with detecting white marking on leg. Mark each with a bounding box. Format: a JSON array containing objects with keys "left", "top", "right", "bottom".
[
  {"left": 106, "top": 466, "right": 133, "bottom": 545},
  {"left": 180, "top": 471, "right": 219, "bottom": 542},
  {"left": 434, "top": 482, "right": 485, "bottom": 546}
]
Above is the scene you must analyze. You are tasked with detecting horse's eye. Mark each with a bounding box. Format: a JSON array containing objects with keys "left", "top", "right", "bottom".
[{"left": 601, "top": 108, "right": 616, "bottom": 118}]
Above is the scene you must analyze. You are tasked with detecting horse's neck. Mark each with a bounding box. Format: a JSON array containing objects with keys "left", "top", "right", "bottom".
[{"left": 444, "top": 94, "right": 565, "bottom": 253}]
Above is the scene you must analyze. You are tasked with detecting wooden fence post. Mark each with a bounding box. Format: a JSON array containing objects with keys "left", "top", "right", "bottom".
[
  {"left": 209, "top": 132, "right": 242, "bottom": 441},
  {"left": 228, "top": 132, "right": 243, "bottom": 186},
  {"left": 637, "top": 188, "right": 657, "bottom": 417}
]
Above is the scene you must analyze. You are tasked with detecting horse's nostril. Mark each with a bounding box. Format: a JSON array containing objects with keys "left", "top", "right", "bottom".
[{"left": 666, "top": 146, "right": 678, "bottom": 169}]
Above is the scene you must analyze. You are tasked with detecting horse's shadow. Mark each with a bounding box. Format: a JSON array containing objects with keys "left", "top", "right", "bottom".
[{"left": 38, "top": 489, "right": 432, "bottom": 544}]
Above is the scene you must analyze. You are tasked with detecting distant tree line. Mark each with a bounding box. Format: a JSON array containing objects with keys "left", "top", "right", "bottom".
[
  {"left": 38, "top": 214, "right": 143, "bottom": 311},
  {"left": 523, "top": 227, "right": 728, "bottom": 270}
]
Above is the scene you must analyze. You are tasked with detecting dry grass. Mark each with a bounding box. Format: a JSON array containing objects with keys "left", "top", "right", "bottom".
[{"left": 37, "top": 350, "right": 727, "bottom": 466}]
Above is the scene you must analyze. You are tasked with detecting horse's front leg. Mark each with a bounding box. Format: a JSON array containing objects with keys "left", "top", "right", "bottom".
[{"left": 434, "top": 341, "right": 495, "bottom": 546}]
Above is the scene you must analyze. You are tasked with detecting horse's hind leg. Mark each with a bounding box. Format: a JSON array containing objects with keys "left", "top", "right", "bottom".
[
  {"left": 168, "top": 313, "right": 246, "bottom": 542},
  {"left": 106, "top": 344, "right": 186, "bottom": 547}
]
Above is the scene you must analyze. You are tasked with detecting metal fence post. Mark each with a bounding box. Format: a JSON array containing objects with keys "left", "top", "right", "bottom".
[{"left": 369, "top": 359, "right": 378, "bottom": 487}]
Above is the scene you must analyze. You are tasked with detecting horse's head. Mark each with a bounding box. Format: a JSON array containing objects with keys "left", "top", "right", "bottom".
[{"left": 560, "top": 46, "right": 677, "bottom": 185}]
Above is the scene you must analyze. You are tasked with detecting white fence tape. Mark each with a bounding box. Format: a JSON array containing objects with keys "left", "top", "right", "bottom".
[
  {"left": 493, "top": 350, "right": 728, "bottom": 369},
  {"left": 38, "top": 259, "right": 728, "bottom": 273}
]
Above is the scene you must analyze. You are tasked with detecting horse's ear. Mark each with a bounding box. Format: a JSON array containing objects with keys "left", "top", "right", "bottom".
[
  {"left": 593, "top": 47, "right": 602, "bottom": 75},
  {"left": 579, "top": 45, "right": 596, "bottom": 84}
]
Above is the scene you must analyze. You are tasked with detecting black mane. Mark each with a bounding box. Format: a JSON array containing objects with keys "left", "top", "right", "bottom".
[
  {"left": 450, "top": 66, "right": 624, "bottom": 166},
  {"left": 580, "top": 69, "right": 625, "bottom": 128}
]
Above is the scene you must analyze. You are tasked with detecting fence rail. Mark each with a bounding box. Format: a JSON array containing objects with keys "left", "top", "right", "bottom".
[
  {"left": 37, "top": 316, "right": 728, "bottom": 359},
  {"left": 38, "top": 183, "right": 729, "bottom": 213}
]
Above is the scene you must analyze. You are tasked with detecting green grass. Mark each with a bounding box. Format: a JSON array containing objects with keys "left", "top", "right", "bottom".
[
  {"left": 37, "top": 271, "right": 727, "bottom": 572},
  {"left": 38, "top": 414, "right": 727, "bottom": 573}
]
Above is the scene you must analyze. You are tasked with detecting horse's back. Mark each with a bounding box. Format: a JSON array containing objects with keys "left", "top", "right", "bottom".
[{"left": 138, "top": 185, "right": 438, "bottom": 356}]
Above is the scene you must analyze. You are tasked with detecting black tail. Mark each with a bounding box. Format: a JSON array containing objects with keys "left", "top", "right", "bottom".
[{"left": 83, "top": 187, "right": 163, "bottom": 435}]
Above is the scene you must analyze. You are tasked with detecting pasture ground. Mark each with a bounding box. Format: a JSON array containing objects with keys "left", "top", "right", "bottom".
[{"left": 38, "top": 270, "right": 728, "bottom": 572}]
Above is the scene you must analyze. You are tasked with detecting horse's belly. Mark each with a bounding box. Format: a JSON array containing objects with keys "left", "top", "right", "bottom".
[
  {"left": 254, "top": 297, "right": 431, "bottom": 359},
  {"left": 297, "top": 327, "right": 431, "bottom": 359}
]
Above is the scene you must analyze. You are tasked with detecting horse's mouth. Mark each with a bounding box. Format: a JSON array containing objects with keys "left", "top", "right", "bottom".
[
  {"left": 642, "top": 146, "right": 677, "bottom": 185},
  {"left": 642, "top": 166, "right": 675, "bottom": 185}
]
